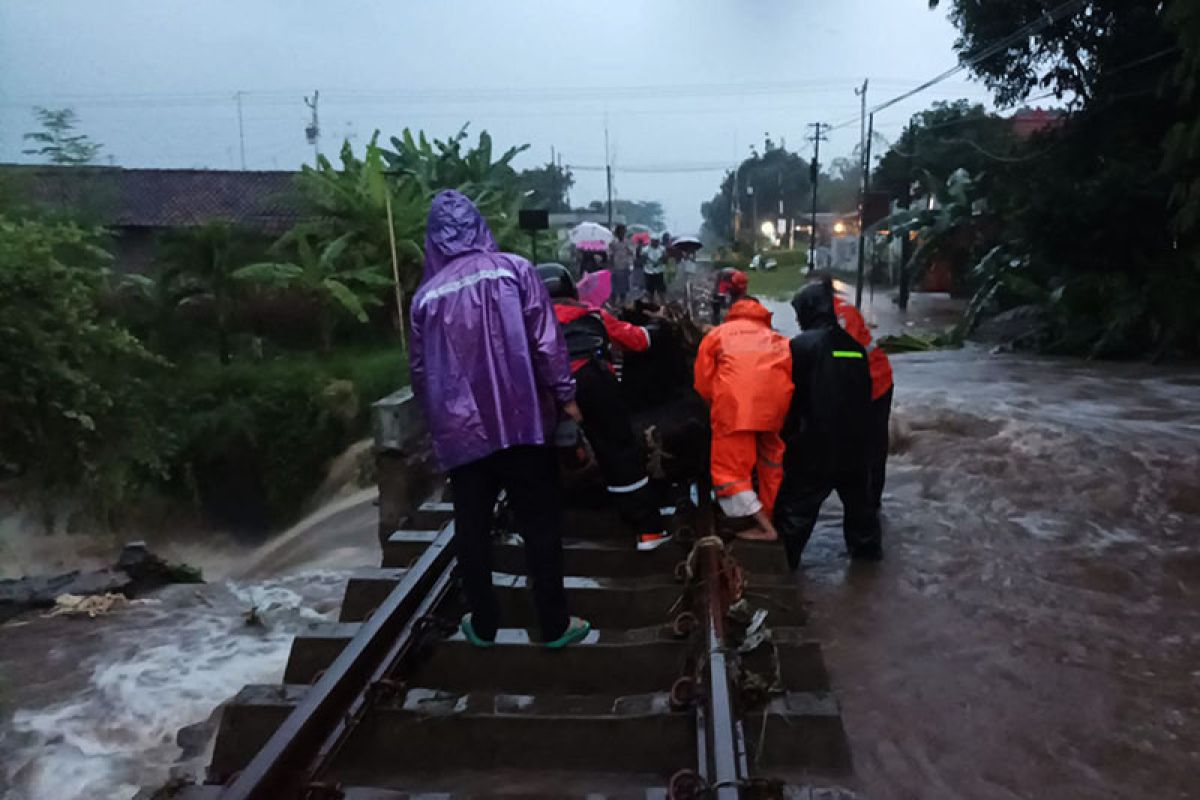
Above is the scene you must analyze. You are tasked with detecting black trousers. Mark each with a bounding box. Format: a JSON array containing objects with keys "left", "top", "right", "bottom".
[
  {"left": 645, "top": 272, "right": 667, "bottom": 297},
  {"left": 773, "top": 465, "right": 882, "bottom": 570},
  {"left": 575, "top": 361, "right": 665, "bottom": 537},
  {"left": 869, "top": 386, "right": 894, "bottom": 510},
  {"left": 447, "top": 446, "right": 569, "bottom": 642}
]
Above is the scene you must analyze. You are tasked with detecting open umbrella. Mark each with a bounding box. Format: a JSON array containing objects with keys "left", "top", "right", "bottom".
[
  {"left": 577, "top": 269, "right": 613, "bottom": 307},
  {"left": 630, "top": 231, "right": 651, "bottom": 246},
  {"left": 671, "top": 235, "right": 702, "bottom": 252},
  {"left": 568, "top": 222, "right": 614, "bottom": 248}
]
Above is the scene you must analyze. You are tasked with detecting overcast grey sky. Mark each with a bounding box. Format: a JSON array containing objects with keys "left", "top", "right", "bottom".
[{"left": 0, "top": 0, "right": 999, "bottom": 231}]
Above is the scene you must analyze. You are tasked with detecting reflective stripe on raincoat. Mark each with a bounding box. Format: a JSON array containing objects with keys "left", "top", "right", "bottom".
[
  {"left": 693, "top": 298, "right": 794, "bottom": 437},
  {"left": 410, "top": 190, "right": 575, "bottom": 471},
  {"left": 833, "top": 295, "right": 893, "bottom": 400}
]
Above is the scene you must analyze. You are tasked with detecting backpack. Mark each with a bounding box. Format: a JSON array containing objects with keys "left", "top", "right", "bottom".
[{"left": 563, "top": 310, "right": 611, "bottom": 363}]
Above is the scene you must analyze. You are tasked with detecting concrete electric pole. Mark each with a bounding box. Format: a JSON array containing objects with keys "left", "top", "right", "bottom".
[{"left": 807, "top": 122, "right": 829, "bottom": 273}]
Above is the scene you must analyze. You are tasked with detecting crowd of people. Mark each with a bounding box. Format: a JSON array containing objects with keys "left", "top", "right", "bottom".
[
  {"left": 584, "top": 224, "right": 675, "bottom": 304},
  {"left": 410, "top": 191, "right": 892, "bottom": 649}
]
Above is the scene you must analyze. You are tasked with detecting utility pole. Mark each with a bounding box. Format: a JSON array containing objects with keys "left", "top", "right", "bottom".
[
  {"left": 732, "top": 166, "right": 741, "bottom": 243},
  {"left": 854, "top": 80, "right": 869, "bottom": 307},
  {"left": 235, "top": 91, "right": 247, "bottom": 170},
  {"left": 807, "top": 122, "right": 828, "bottom": 273},
  {"left": 777, "top": 169, "right": 784, "bottom": 246},
  {"left": 304, "top": 90, "right": 320, "bottom": 165},
  {"left": 747, "top": 184, "right": 757, "bottom": 246},
  {"left": 558, "top": 151, "right": 568, "bottom": 208},
  {"left": 604, "top": 121, "right": 613, "bottom": 227}
]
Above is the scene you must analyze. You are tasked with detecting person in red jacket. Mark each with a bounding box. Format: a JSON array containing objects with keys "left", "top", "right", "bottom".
[
  {"left": 812, "top": 273, "right": 894, "bottom": 509},
  {"left": 537, "top": 264, "right": 670, "bottom": 551},
  {"left": 711, "top": 268, "right": 749, "bottom": 325},
  {"left": 694, "top": 297, "right": 794, "bottom": 541}
]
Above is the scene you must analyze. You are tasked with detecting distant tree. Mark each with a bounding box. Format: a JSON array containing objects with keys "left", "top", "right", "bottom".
[
  {"left": 819, "top": 155, "right": 863, "bottom": 214},
  {"left": 519, "top": 161, "right": 574, "bottom": 212},
  {"left": 701, "top": 135, "right": 814, "bottom": 247},
  {"left": 22, "top": 107, "right": 103, "bottom": 166},
  {"left": 582, "top": 199, "right": 666, "bottom": 231},
  {"left": 873, "top": 101, "right": 1015, "bottom": 204},
  {"left": 927, "top": 0, "right": 1158, "bottom": 106}
]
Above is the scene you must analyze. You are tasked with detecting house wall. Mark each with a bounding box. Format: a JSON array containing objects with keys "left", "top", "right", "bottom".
[{"left": 110, "top": 226, "right": 158, "bottom": 274}]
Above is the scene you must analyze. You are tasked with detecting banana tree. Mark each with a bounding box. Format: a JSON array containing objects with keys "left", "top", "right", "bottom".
[
  {"left": 236, "top": 227, "right": 394, "bottom": 353},
  {"left": 293, "top": 134, "right": 426, "bottom": 334},
  {"left": 383, "top": 125, "right": 527, "bottom": 193},
  {"left": 885, "top": 168, "right": 989, "bottom": 309},
  {"left": 383, "top": 125, "right": 529, "bottom": 252},
  {"left": 141, "top": 222, "right": 263, "bottom": 363}
]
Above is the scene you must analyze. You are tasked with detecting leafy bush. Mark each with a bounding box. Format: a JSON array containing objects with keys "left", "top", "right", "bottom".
[
  {"left": 0, "top": 215, "right": 172, "bottom": 524},
  {"left": 169, "top": 346, "right": 406, "bottom": 528}
]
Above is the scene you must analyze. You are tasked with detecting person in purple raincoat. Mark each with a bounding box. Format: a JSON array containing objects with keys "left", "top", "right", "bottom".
[{"left": 410, "top": 190, "right": 591, "bottom": 649}]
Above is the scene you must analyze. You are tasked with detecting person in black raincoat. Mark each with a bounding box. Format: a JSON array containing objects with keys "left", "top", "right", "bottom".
[{"left": 773, "top": 281, "right": 883, "bottom": 569}]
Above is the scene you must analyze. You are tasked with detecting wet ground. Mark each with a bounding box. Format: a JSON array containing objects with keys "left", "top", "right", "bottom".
[{"left": 2, "top": 288, "right": 1199, "bottom": 799}]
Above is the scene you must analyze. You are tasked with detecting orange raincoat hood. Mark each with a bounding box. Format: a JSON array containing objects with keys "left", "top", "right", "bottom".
[{"left": 723, "top": 298, "right": 774, "bottom": 325}]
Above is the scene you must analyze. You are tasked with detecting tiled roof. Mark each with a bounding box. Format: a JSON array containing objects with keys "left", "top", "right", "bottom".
[{"left": 1, "top": 165, "right": 305, "bottom": 231}]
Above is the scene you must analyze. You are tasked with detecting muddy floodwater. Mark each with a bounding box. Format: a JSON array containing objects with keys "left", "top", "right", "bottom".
[
  {"left": 2, "top": 312, "right": 1199, "bottom": 798},
  {"left": 802, "top": 348, "right": 1200, "bottom": 800}
]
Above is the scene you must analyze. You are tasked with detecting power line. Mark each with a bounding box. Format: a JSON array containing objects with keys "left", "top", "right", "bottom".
[
  {"left": 0, "top": 78, "right": 996, "bottom": 111},
  {"left": 828, "top": 0, "right": 1088, "bottom": 132},
  {"left": 569, "top": 163, "right": 732, "bottom": 174}
]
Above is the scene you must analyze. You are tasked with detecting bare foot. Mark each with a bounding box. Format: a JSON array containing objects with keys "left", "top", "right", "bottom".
[{"left": 735, "top": 524, "right": 778, "bottom": 542}]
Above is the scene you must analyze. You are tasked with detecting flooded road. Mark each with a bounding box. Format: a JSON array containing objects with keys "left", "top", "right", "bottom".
[{"left": 797, "top": 348, "right": 1200, "bottom": 800}]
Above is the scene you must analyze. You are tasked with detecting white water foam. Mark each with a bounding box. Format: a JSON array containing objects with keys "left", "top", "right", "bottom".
[{"left": 1, "top": 572, "right": 345, "bottom": 800}]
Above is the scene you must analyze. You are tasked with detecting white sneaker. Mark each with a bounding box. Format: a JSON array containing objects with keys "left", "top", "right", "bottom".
[{"left": 637, "top": 532, "right": 672, "bottom": 552}]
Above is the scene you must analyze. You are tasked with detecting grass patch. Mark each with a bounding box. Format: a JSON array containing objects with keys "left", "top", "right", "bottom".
[{"left": 747, "top": 267, "right": 809, "bottom": 300}]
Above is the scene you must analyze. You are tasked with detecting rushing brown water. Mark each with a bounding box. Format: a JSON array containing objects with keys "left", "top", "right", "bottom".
[
  {"left": 3, "top": 292, "right": 1198, "bottom": 798},
  {"left": 0, "top": 493, "right": 378, "bottom": 800},
  {"left": 797, "top": 348, "right": 1200, "bottom": 800}
]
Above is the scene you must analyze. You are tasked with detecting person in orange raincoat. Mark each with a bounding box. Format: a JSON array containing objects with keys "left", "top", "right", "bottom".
[
  {"left": 694, "top": 296, "right": 794, "bottom": 540},
  {"left": 812, "top": 273, "right": 894, "bottom": 509}
]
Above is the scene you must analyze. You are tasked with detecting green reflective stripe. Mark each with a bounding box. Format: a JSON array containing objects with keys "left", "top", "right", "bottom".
[{"left": 832, "top": 350, "right": 864, "bottom": 359}]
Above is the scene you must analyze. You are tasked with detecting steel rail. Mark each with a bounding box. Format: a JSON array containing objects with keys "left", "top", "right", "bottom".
[
  {"left": 694, "top": 491, "right": 748, "bottom": 797},
  {"left": 219, "top": 526, "right": 456, "bottom": 800},
  {"left": 305, "top": 558, "right": 457, "bottom": 785}
]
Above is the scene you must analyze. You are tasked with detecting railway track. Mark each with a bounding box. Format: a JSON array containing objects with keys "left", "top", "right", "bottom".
[{"left": 181, "top": 489, "right": 856, "bottom": 799}]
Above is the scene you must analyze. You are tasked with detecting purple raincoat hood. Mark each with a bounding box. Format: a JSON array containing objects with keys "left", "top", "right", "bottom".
[{"left": 423, "top": 190, "right": 499, "bottom": 280}]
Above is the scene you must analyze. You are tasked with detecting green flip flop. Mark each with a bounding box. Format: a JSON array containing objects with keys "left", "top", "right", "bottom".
[
  {"left": 544, "top": 616, "right": 591, "bottom": 650},
  {"left": 460, "top": 613, "right": 495, "bottom": 649}
]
